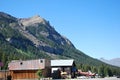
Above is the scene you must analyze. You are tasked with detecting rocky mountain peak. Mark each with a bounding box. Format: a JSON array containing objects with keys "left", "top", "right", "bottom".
[{"left": 19, "top": 15, "right": 46, "bottom": 26}]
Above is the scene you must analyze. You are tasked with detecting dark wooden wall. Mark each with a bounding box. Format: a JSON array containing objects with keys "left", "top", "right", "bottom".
[
  {"left": 10, "top": 70, "right": 38, "bottom": 79},
  {"left": 10, "top": 69, "right": 51, "bottom": 80}
]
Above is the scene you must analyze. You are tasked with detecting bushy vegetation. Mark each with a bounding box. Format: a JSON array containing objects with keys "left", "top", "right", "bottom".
[{"left": 36, "top": 69, "right": 43, "bottom": 80}]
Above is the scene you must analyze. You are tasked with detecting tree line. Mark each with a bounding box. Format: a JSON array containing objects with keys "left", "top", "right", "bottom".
[{"left": 77, "top": 63, "right": 120, "bottom": 77}]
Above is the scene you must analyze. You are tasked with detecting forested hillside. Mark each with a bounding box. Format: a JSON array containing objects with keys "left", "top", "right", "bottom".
[{"left": 0, "top": 12, "right": 120, "bottom": 77}]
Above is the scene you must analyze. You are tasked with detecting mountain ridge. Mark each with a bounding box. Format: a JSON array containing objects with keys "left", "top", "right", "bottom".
[
  {"left": 0, "top": 12, "right": 114, "bottom": 69},
  {"left": 100, "top": 58, "right": 120, "bottom": 67}
]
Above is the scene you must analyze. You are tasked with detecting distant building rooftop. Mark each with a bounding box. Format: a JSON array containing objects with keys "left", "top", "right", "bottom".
[{"left": 51, "top": 59, "right": 74, "bottom": 67}]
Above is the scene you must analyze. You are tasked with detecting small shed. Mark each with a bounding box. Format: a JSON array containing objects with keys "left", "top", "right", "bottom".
[
  {"left": 51, "top": 59, "right": 77, "bottom": 79},
  {"left": 8, "top": 59, "right": 51, "bottom": 80}
]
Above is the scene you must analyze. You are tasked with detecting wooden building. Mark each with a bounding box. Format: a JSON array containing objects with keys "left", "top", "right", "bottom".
[
  {"left": 8, "top": 59, "right": 51, "bottom": 80},
  {"left": 51, "top": 59, "right": 77, "bottom": 79}
]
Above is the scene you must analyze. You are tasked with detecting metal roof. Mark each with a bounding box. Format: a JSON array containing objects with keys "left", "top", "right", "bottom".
[{"left": 51, "top": 59, "right": 74, "bottom": 67}]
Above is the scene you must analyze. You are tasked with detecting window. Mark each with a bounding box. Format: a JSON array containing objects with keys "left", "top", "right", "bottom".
[
  {"left": 40, "top": 60, "right": 43, "bottom": 63},
  {"left": 20, "top": 62, "right": 23, "bottom": 65}
]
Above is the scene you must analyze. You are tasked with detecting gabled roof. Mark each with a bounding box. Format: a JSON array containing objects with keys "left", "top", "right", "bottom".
[
  {"left": 51, "top": 59, "right": 74, "bottom": 67},
  {"left": 8, "top": 59, "right": 46, "bottom": 70}
]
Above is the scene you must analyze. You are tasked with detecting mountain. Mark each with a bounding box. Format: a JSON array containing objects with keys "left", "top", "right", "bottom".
[
  {"left": 100, "top": 58, "right": 120, "bottom": 67},
  {"left": 0, "top": 12, "right": 111, "bottom": 69}
]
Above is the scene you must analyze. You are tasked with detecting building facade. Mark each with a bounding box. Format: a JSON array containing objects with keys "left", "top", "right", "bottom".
[
  {"left": 8, "top": 59, "right": 77, "bottom": 79},
  {"left": 8, "top": 59, "right": 51, "bottom": 80},
  {"left": 51, "top": 59, "right": 77, "bottom": 79}
]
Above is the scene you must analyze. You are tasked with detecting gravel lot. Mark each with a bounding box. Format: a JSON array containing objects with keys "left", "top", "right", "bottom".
[{"left": 70, "top": 77, "right": 120, "bottom": 80}]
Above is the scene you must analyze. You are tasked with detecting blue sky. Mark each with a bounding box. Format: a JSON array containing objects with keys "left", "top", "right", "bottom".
[{"left": 0, "top": 0, "right": 120, "bottom": 60}]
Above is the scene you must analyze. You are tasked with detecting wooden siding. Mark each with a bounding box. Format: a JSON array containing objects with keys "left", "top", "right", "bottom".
[
  {"left": 10, "top": 68, "right": 51, "bottom": 80},
  {"left": 0, "top": 70, "right": 10, "bottom": 79},
  {"left": 10, "top": 70, "right": 38, "bottom": 79}
]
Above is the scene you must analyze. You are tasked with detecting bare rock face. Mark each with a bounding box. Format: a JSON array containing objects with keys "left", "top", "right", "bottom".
[
  {"left": 19, "top": 15, "right": 46, "bottom": 27},
  {"left": 17, "top": 15, "right": 74, "bottom": 49}
]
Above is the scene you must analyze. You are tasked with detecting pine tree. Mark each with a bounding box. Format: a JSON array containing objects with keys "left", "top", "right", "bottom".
[{"left": 98, "top": 64, "right": 105, "bottom": 78}]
